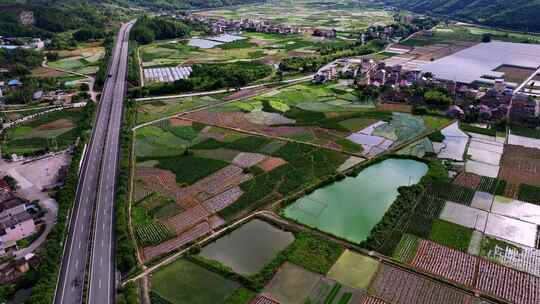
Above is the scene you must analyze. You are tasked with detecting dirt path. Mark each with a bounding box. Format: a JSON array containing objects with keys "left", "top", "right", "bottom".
[{"left": 42, "top": 57, "right": 98, "bottom": 102}]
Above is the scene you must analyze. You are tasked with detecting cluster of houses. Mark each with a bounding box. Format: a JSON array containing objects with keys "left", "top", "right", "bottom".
[
  {"left": 314, "top": 56, "right": 538, "bottom": 126},
  {"left": 0, "top": 79, "right": 72, "bottom": 105},
  {"left": 360, "top": 61, "right": 422, "bottom": 88},
  {"left": 0, "top": 79, "right": 22, "bottom": 98},
  {"left": 183, "top": 15, "right": 336, "bottom": 38},
  {"left": 0, "top": 179, "right": 38, "bottom": 283},
  {"left": 315, "top": 59, "right": 421, "bottom": 86},
  {"left": 0, "top": 36, "right": 45, "bottom": 50},
  {"left": 32, "top": 90, "right": 73, "bottom": 104}
]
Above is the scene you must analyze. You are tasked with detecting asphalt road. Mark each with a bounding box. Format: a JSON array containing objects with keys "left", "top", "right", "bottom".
[
  {"left": 54, "top": 20, "right": 134, "bottom": 304},
  {"left": 88, "top": 20, "right": 133, "bottom": 304}
]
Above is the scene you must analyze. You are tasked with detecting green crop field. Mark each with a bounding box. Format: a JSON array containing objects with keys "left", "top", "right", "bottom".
[
  {"left": 326, "top": 250, "right": 379, "bottom": 290},
  {"left": 135, "top": 95, "right": 224, "bottom": 124},
  {"left": 151, "top": 259, "right": 240, "bottom": 304},
  {"left": 194, "top": 0, "right": 393, "bottom": 32},
  {"left": 139, "top": 32, "right": 322, "bottom": 67},
  {"left": 48, "top": 43, "right": 104, "bottom": 75},
  {"left": 429, "top": 219, "right": 473, "bottom": 252},
  {"left": 401, "top": 25, "right": 540, "bottom": 47},
  {"left": 2, "top": 108, "right": 85, "bottom": 156},
  {"left": 134, "top": 121, "right": 349, "bottom": 221}
]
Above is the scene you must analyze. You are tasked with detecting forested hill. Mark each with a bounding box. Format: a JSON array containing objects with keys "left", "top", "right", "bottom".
[
  {"left": 118, "top": 0, "right": 265, "bottom": 10},
  {"left": 383, "top": 0, "right": 540, "bottom": 32}
]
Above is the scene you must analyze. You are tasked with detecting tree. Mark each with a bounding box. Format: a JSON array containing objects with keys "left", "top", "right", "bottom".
[
  {"left": 3, "top": 175, "right": 18, "bottom": 190},
  {"left": 424, "top": 90, "right": 452, "bottom": 108},
  {"left": 130, "top": 26, "right": 155, "bottom": 44},
  {"left": 73, "top": 28, "right": 104, "bottom": 42}
]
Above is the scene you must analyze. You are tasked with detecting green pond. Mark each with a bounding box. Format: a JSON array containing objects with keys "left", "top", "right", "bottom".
[
  {"left": 199, "top": 219, "right": 294, "bottom": 275},
  {"left": 283, "top": 158, "right": 428, "bottom": 244}
]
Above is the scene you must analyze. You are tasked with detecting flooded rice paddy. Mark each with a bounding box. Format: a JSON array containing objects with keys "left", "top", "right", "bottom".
[{"left": 283, "top": 158, "right": 428, "bottom": 243}]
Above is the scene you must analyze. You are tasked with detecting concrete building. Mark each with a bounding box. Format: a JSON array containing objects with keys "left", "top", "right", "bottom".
[
  {"left": 0, "top": 212, "right": 35, "bottom": 243},
  {"left": 0, "top": 195, "right": 28, "bottom": 218}
]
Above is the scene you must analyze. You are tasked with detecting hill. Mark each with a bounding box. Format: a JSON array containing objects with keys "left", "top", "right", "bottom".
[{"left": 383, "top": 0, "right": 540, "bottom": 32}]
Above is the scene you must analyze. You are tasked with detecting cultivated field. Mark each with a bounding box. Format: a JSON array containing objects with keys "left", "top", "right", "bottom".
[
  {"left": 183, "top": 82, "right": 448, "bottom": 157},
  {"left": 370, "top": 263, "right": 475, "bottom": 304},
  {"left": 135, "top": 95, "right": 225, "bottom": 124},
  {"left": 48, "top": 42, "right": 105, "bottom": 75},
  {"left": 400, "top": 24, "right": 540, "bottom": 48},
  {"left": 139, "top": 32, "right": 326, "bottom": 67},
  {"left": 499, "top": 145, "right": 540, "bottom": 196},
  {"left": 133, "top": 119, "right": 348, "bottom": 260},
  {"left": 150, "top": 259, "right": 241, "bottom": 304},
  {"left": 2, "top": 108, "right": 85, "bottom": 156},
  {"left": 193, "top": 0, "right": 393, "bottom": 33}
]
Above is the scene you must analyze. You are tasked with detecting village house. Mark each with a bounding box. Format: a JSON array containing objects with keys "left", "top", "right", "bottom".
[
  {"left": 0, "top": 182, "right": 37, "bottom": 257},
  {"left": 313, "top": 28, "right": 337, "bottom": 38},
  {"left": 510, "top": 94, "right": 537, "bottom": 125},
  {"left": 313, "top": 65, "right": 338, "bottom": 83},
  {"left": 0, "top": 194, "right": 29, "bottom": 219},
  {"left": 0, "top": 212, "right": 35, "bottom": 243},
  {"left": 447, "top": 105, "right": 465, "bottom": 119},
  {"left": 0, "top": 37, "right": 45, "bottom": 50}
]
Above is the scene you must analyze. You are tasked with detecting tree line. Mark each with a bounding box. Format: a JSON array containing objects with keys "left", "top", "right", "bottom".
[
  {"left": 130, "top": 16, "right": 192, "bottom": 45},
  {"left": 132, "top": 62, "right": 272, "bottom": 97},
  {"left": 279, "top": 40, "right": 385, "bottom": 73}
]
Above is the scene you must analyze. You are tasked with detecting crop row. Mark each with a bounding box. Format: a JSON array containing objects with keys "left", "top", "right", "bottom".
[
  {"left": 408, "top": 239, "right": 540, "bottom": 304},
  {"left": 411, "top": 240, "right": 476, "bottom": 286},
  {"left": 427, "top": 182, "right": 475, "bottom": 206},
  {"left": 371, "top": 263, "right": 474, "bottom": 304},
  {"left": 484, "top": 241, "right": 540, "bottom": 277},
  {"left": 136, "top": 222, "right": 174, "bottom": 246},
  {"left": 477, "top": 259, "right": 540, "bottom": 304},
  {"left": 392, "top": 234, "right": 420, "bottom": 264},
  {"left": 413, "top": 195, "right": 445, "bottom": 218}
]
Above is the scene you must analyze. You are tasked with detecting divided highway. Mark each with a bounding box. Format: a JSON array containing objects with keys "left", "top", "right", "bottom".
[{"left": 54, "top": 20, "right": 135, "bottom": 304}]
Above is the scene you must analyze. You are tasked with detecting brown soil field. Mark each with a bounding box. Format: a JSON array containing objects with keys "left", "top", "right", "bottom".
[
  {"left": 169, "top": 118, "right": 193, "bottom": 126},
  {"left": 56, "top": 42, "right": 103, "bottom": 58},
  {"left": 499, "top": 145, "right": 540, "bottom": 186},
  {"left": 495, "top": 65, "right": 536, "bottom": 84},
  {"left": 453, "top": 172, "right": 481, "bottom": 189},
  {"left": 361, "top": 296, "right": 389, "bottom": 304},
  {"left": 136, "top": 166, "right": 180, "bottom": 203},
  {"left": 31, "top": 67, "right": 68, "bottom": 78},
  {"left": 37, "top": 118, "right": 75, "bottom": 130},
  {"left": 258, "top": 157, "right": 287, "bottom": 172}
]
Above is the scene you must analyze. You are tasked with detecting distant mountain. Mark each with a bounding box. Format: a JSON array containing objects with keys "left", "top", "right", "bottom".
[
  {"left": 108, "top": 0, "right": 265, "bottom": 10},
  {"left": 383, "top": 0, "right": 540, "bottom": 32}
]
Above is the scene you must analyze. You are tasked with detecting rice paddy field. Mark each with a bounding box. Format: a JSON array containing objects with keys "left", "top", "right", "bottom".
[
  {"left": 400, "top": 24, "right": 540, "bottom": 47},
  {"left": 150, "top": 259, "right": 241, "bottom": 304},
  {"left": 199, "top": 219, "right": 294, "bottom": 275},
  {"left": 1, "top": 108, "right": 85, "bottom": 156},
  {"left": 139, "top": 32, "right": 324, "bottom": 67},
  {"left": 47, "top": 42, "right": 105, "bottom": 75},
  {"left": 133, "top": 118, "right": 351, "bottom": 259},
  {"left": 183, "top": 82, "right": 449, "bottom": 156},
  {"left": 194, "top": 0, "right": 393, "bottom": 33},
  {"left": 135, "top": 95, "right": 225, "bottom": 124}
]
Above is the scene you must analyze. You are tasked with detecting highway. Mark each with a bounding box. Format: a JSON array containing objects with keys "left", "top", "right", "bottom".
[{"left": 54, "top": 20, "right": 134, "bottom": 304}]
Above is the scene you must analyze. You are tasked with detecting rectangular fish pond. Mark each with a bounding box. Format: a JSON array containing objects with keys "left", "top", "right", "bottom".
[
  {"left": 283, "top": 158, "right": 428, "bottom": 244},
  {"left": 199, "top": 219, "right": 294, "bottom": 275}
]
